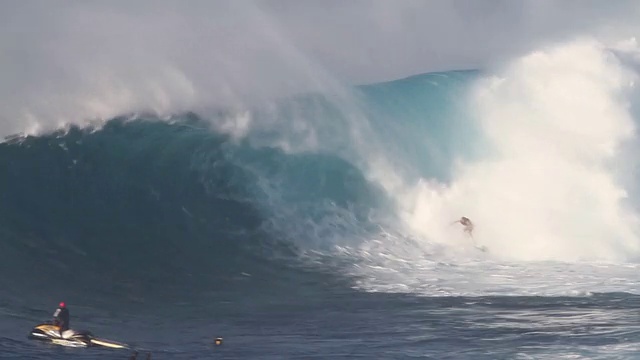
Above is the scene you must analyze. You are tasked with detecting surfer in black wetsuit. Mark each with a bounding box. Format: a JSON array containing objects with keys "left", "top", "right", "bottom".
[
  {"left": 453, "top": 216, "right": 474, "bottom": 238},
  {"left": 53, "top": 302, "right": 70, "bottom": 337}
]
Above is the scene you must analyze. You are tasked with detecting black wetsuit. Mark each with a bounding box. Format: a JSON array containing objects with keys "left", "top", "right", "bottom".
[{"left": 53, "top": 307, "right": 70, "bottom": 333}]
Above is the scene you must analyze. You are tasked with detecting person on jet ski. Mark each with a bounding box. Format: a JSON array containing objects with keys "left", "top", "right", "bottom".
[{"left": 52, "top": 302, "right": 70, "bottom": 336}]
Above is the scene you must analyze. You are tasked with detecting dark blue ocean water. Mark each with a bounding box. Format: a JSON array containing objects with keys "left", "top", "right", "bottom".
[
  {"left": 4, "top": 290, "right": 640, "bottom": 359},
  {"left": 2, "top": 71, "right": 640, "bottom": 359}
]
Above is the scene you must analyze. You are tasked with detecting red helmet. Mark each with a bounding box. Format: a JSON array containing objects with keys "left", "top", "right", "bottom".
[{"left": 59, "top": 302, "right": 66, "bottom": 308}]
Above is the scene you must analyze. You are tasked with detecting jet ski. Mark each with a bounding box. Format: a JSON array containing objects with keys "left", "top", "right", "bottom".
[{"left": 28, "top": 323, "right": 128, "bottom": 349}]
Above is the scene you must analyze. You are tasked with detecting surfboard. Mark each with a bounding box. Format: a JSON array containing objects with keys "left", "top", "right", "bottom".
[{"left": 90, "top": 338, "right": 128, "bottom": 349}]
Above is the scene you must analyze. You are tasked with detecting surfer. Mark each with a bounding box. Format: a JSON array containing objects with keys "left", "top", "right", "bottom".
[
  {"left": 452, "top": 216, "right": 474, "bottom": 238},
  {"left": 452, "top": 216, "right": 486, "bottom": 251},
  {"left": 52, "top": 302, "right": 70, "bottom": 337}
]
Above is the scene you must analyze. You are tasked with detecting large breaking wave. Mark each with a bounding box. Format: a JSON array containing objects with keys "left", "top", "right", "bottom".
[{"left": 3, "top": 38, "right": 640, "bottom": 301}]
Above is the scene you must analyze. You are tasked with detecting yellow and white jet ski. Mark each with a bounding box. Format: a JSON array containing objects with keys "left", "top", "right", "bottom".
[{"left": 28, "top": 323, "right": 128, "bottom": 349}]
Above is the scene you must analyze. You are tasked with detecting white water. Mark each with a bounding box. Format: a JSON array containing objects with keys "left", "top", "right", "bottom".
[
  {"left": 351, "top": 38, "right": 640, "bottom": 296},
  {"left": 403, "top": 38, "right": 640, "bottom": 263}
]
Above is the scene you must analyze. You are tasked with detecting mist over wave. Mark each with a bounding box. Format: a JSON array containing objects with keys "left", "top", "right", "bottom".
[{"left": 3, "top": 1, "right": 638, "bottom": 138}]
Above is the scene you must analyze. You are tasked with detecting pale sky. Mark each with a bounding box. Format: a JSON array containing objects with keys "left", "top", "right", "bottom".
[{"left": 0, "top": 0, "right": 639, "bottom": 134}]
